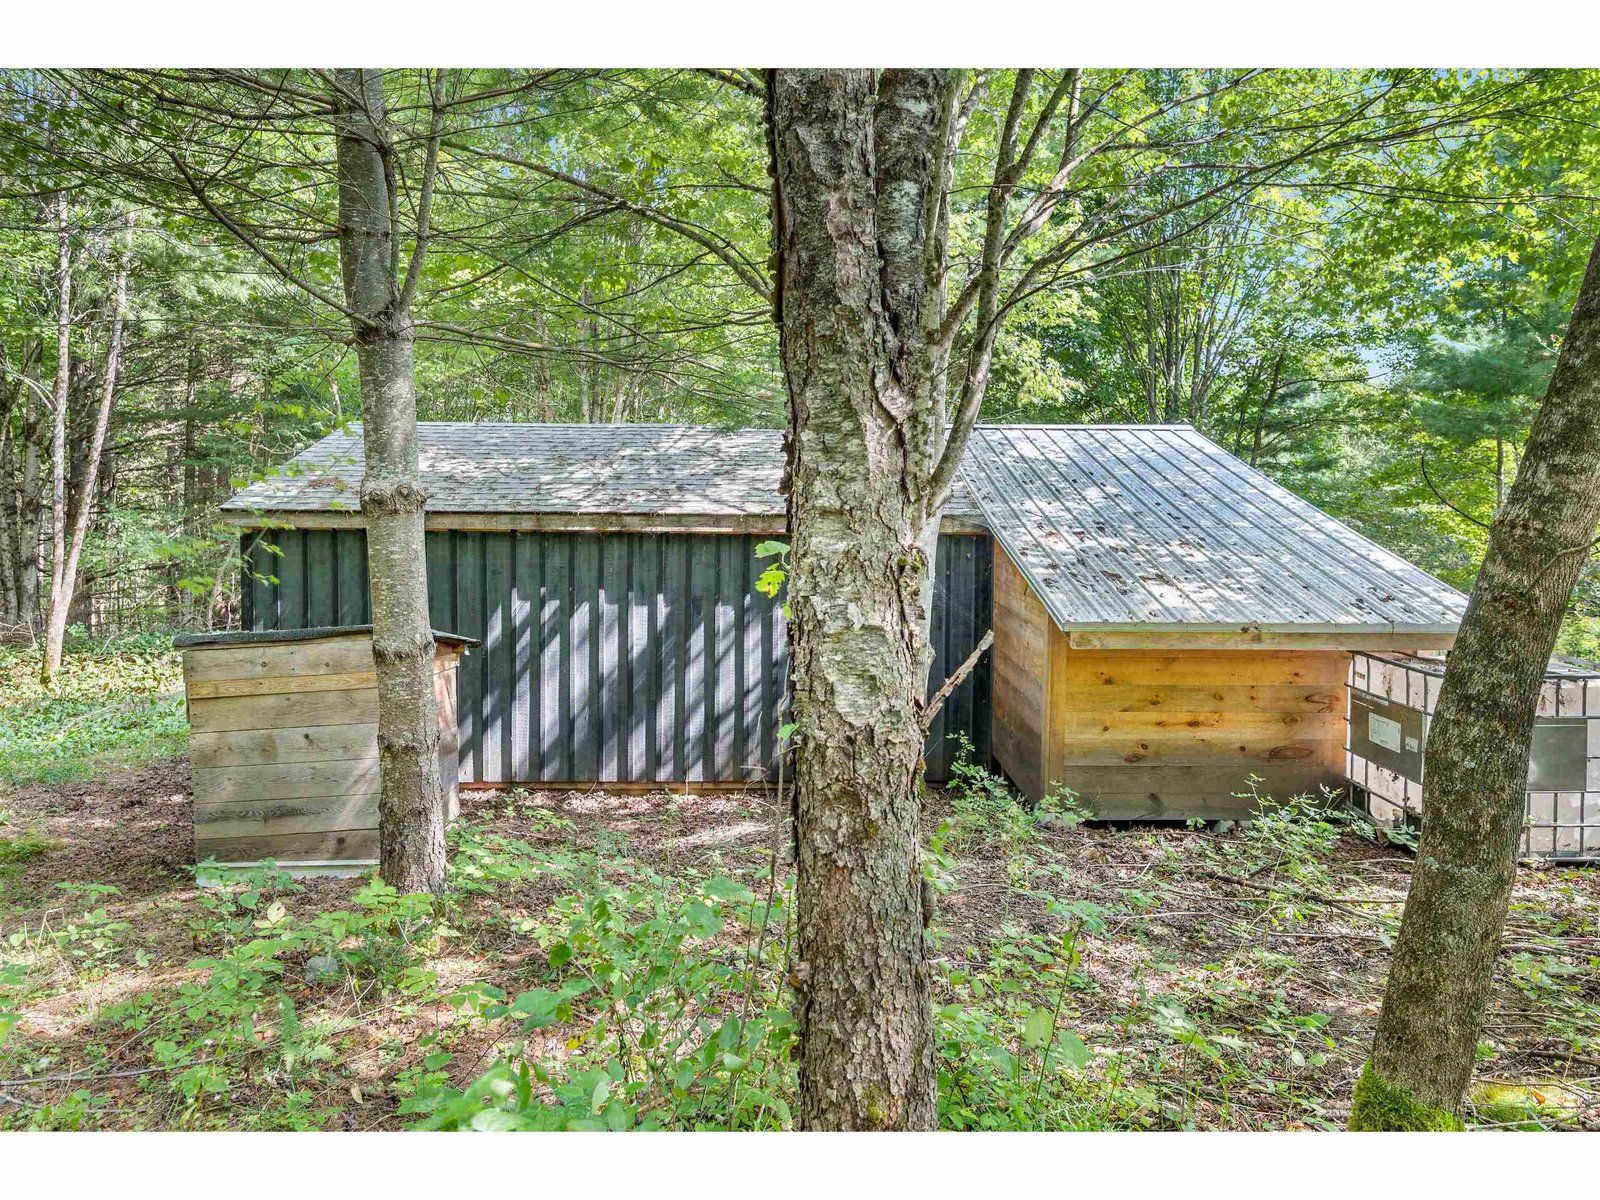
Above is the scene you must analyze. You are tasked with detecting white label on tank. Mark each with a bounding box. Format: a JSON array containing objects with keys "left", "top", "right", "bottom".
[
  {"left": 1405, "top": 736, "right": 1420, "bottom": 753},
  {"left": 1369, "top": 712, "right": 1403, "bottom": 753}
]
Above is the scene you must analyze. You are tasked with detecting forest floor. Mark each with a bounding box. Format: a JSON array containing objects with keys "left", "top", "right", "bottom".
[
  {"left": 1, "top": 644, "right": 1598, "bottom": 1131},
  {"left": 3, "top": 756, "right": 1598, "bottom": 1130}
]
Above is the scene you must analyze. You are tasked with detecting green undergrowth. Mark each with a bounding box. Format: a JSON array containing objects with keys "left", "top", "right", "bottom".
[
  {"left": 0, "top": 632, "right": 187, "bottom": 791},
  {"left": 2, "top": 748, "right": 1594, "bottom": 1130},
  {"left": 0, "top": 776, "right": 1132, "bottom": 1131}
]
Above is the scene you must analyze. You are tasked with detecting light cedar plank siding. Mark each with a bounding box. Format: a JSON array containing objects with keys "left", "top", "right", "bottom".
[
  {"left": 188, "top": 687, "right": 382, "bottom": 734},
  {"left": 436, "top": 662, "right": 459, "bottom": 783},
  {"left": 1056, "top": 734, "right": 1338, "bottom": 767},
  {"left": 988, "top": 549, "right": 1347, "bottom": 819},
  {"left": 1072, "top": 651, "right": 1352, "bottom": 687},
  {"left": 1047, "top": 638, "right": 1347, "bottom": 819},
  {"left": 198, "top": 828, "right": 380, "bottom": 864},
  {"left": 186, "top": 670, "right": 379, "bottom": 700},
  {"left": 193, "top": 792, "right": 379, "bottom": 839},
  {"left": 1071, "top": 684, "right": 1342, "bottom": 713},
  {"left": 185, "top": 633, "right": 464, "bottom": 863},
  {"left": 1060, "top": 707, "right": 1346, "bottom": 739},
  {"left": 990, "top": 548, "right": 1050, "bottom": 801},
  {"left": 192, "top": 758, "right": 383, "bottom": 804},
  {"left": 182, "top": 637, "right": 378, "bottom": 681},
  {"left": 189, "top": 723, "right": 381, "bottom": 769}
]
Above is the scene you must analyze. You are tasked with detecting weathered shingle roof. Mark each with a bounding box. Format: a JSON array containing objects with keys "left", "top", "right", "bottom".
[
  {"left": 223, "top": 423, "right": 785, "bottom": 516},
  {"left": 224, "top": 420, "right": 1467, "bottom": 634},
  {"left": 957, "top": 424, "right": 1466, "bottom": 634},
  {"left": 223, "top": 422, "right": 984, "bottom": 520}
]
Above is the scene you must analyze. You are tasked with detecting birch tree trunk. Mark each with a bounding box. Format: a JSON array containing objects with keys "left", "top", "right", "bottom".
[
  {"left": 0, "top": 338, "right": 32, "bottom": 628},
  {"left": 1352, "top": 234, "right": 1600, "bottom": 1130},
  {"left": 768, "top": 68, "right": 956, "bottom": 1132},
  {"left": 764, "top": 66, "right": 1099, "bottom": 1130},
  {"left": 42, "top": 211, "right": 135, "bottom": 682},
  {"left": 331, "top": 68, "right": 448, "bottom": 895},
  {"left": 40, "top": 195, "right": 74, "bottom": 682},
  {"left": 0, "top": 390, "right": 13, "bottom": 628}
]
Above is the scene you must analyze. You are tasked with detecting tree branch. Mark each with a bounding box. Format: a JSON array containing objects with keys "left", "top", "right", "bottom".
[
  {"left": 921, "top": 630, "right": 994, "bottom": 731},
  {"left": 398, "top": 69, "right": 448, "bottom": 313},
  {"left": 1420, "top": 450, "right": 1492, "bottom": 531},
  {"left": 444, "top": 140, "right": 773, "bottom": 304},
  {"left": 166, "top": 150, "right": 365, "bottom": 324}
]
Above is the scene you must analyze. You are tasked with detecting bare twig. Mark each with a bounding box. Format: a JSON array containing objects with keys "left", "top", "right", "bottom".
[{"left": 921, "top": 629, "right": 994, "bottom": 730}]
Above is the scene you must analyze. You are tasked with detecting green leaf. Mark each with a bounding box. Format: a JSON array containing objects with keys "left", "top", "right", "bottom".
[
  {"left": 470, "top": 1110, "right": 527, "bottom": 1131},
  {"left": 1057, "top": 1031, "right": 1091, "bottom": 1069},
  {"left": 754, "top": 563, "right": 786, "bottom": 597},
  {"left": 1022, "top": 1010, "right": 1053, "bottom": 1048},
  {"left": 684, "top": 900, "right": 721, "bottom": 938},
  {"left": 703, "top": 875, "right": 751, "bottom": 902}
]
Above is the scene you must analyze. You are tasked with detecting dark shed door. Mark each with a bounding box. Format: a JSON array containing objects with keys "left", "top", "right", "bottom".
[{"left": 243, "top": 528, "right": 991, "bottom": 784}]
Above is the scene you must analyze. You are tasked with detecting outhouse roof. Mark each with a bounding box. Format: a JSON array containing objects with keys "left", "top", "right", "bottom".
[
  {"left": 173, "top": 625, "right": 480, "bottom": 650},
  {"left": 223, "top": 420, "right": 1468, "bottom": 635}
]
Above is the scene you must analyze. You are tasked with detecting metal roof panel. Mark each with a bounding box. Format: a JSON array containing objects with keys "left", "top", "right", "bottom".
[{"left": 958, "top": 424, "right": 1466, "bottom": 634}]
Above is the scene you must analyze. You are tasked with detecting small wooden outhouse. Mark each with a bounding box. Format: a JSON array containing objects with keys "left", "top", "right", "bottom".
[{"left": 176, "top": 626, "right": 474, "bottom": 871}]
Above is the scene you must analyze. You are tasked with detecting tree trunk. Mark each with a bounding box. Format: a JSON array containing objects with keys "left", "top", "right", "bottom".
[
  {"left": 331, "top": 67, "right": 448, "bottom": 896},
  {"left": 1250, "top": 352, "right": 1283, "bottom": 468},
  {"left": 16, "top": 337, "right": 46, "bottom": 634},
  {"left": 42, "top": 211, "right": 135, "bottom": 681},
  {"left": 1352, "top": 234, "right": 1600, "bottom": 1130},
  {"left": 0, "top": 407, "right": 13, "bottom": 629},
  {"left": 41, "top": 194, "right": 74, "bottom": 681},
  {"left": 0, "top": 338, "right": 29, "bottom": 629},
  {"left": 178, "top": 403, "right": 198, "bottom": 628},
  {"left": 768, "top": 68, "right": 949, "bottom": 1132},
  {"left": 1495, "top": 437, "right": 1505, "bottom": 513}
]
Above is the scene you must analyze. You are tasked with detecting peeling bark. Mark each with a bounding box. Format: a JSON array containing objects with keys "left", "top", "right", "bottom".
[
  {"left": 768, "top": 69, "right": 961, "bottom": 1132},
  {"left": 17, "top": 338, "right": 46, "bottom": 633},
  {"left": 1355, "top": 235, "right": 1600, "bottom": 1127},
  {"left": 0, "top": 338, "right": 41, "bottom": 629},
  {"left": 41, "top": 194, "right": 73, "bottom": 677}
]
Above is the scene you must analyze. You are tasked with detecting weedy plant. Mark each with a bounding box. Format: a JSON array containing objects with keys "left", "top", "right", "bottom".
[
  {"left": 943, "top": 740, "right": 1091, "bottom": 889},
  {"left": 407, "top": 834, "right": 798, "bottom": 1130}
]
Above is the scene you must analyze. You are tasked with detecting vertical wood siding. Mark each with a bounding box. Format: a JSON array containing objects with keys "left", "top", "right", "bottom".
[{"left": 243, "top": 528, "right": 992, "bottom": 785}]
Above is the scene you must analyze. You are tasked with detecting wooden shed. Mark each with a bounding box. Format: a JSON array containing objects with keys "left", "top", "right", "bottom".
[
  {"left": 219, "top": 421, "right": 1469, "bottom": 819},
  {"left": 177, "top": 626, "right": 473, "bottom": 869},
  {"left": 962, "top": 425, "right": 1466, "bottom": 820}
]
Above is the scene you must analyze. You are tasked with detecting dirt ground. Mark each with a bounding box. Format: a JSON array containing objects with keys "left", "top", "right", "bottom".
[{"left": 3, "top": 756, "right": 1598, "bottom": 1130}]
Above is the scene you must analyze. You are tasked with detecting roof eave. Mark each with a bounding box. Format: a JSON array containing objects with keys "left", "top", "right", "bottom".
[{"left": 1052, "top": 619, "right": 1462, "bottom": 635}]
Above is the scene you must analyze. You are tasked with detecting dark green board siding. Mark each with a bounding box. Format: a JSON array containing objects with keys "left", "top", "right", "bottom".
[{"left": 242, "top": 528, "right": 992, "bottom": 785}]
